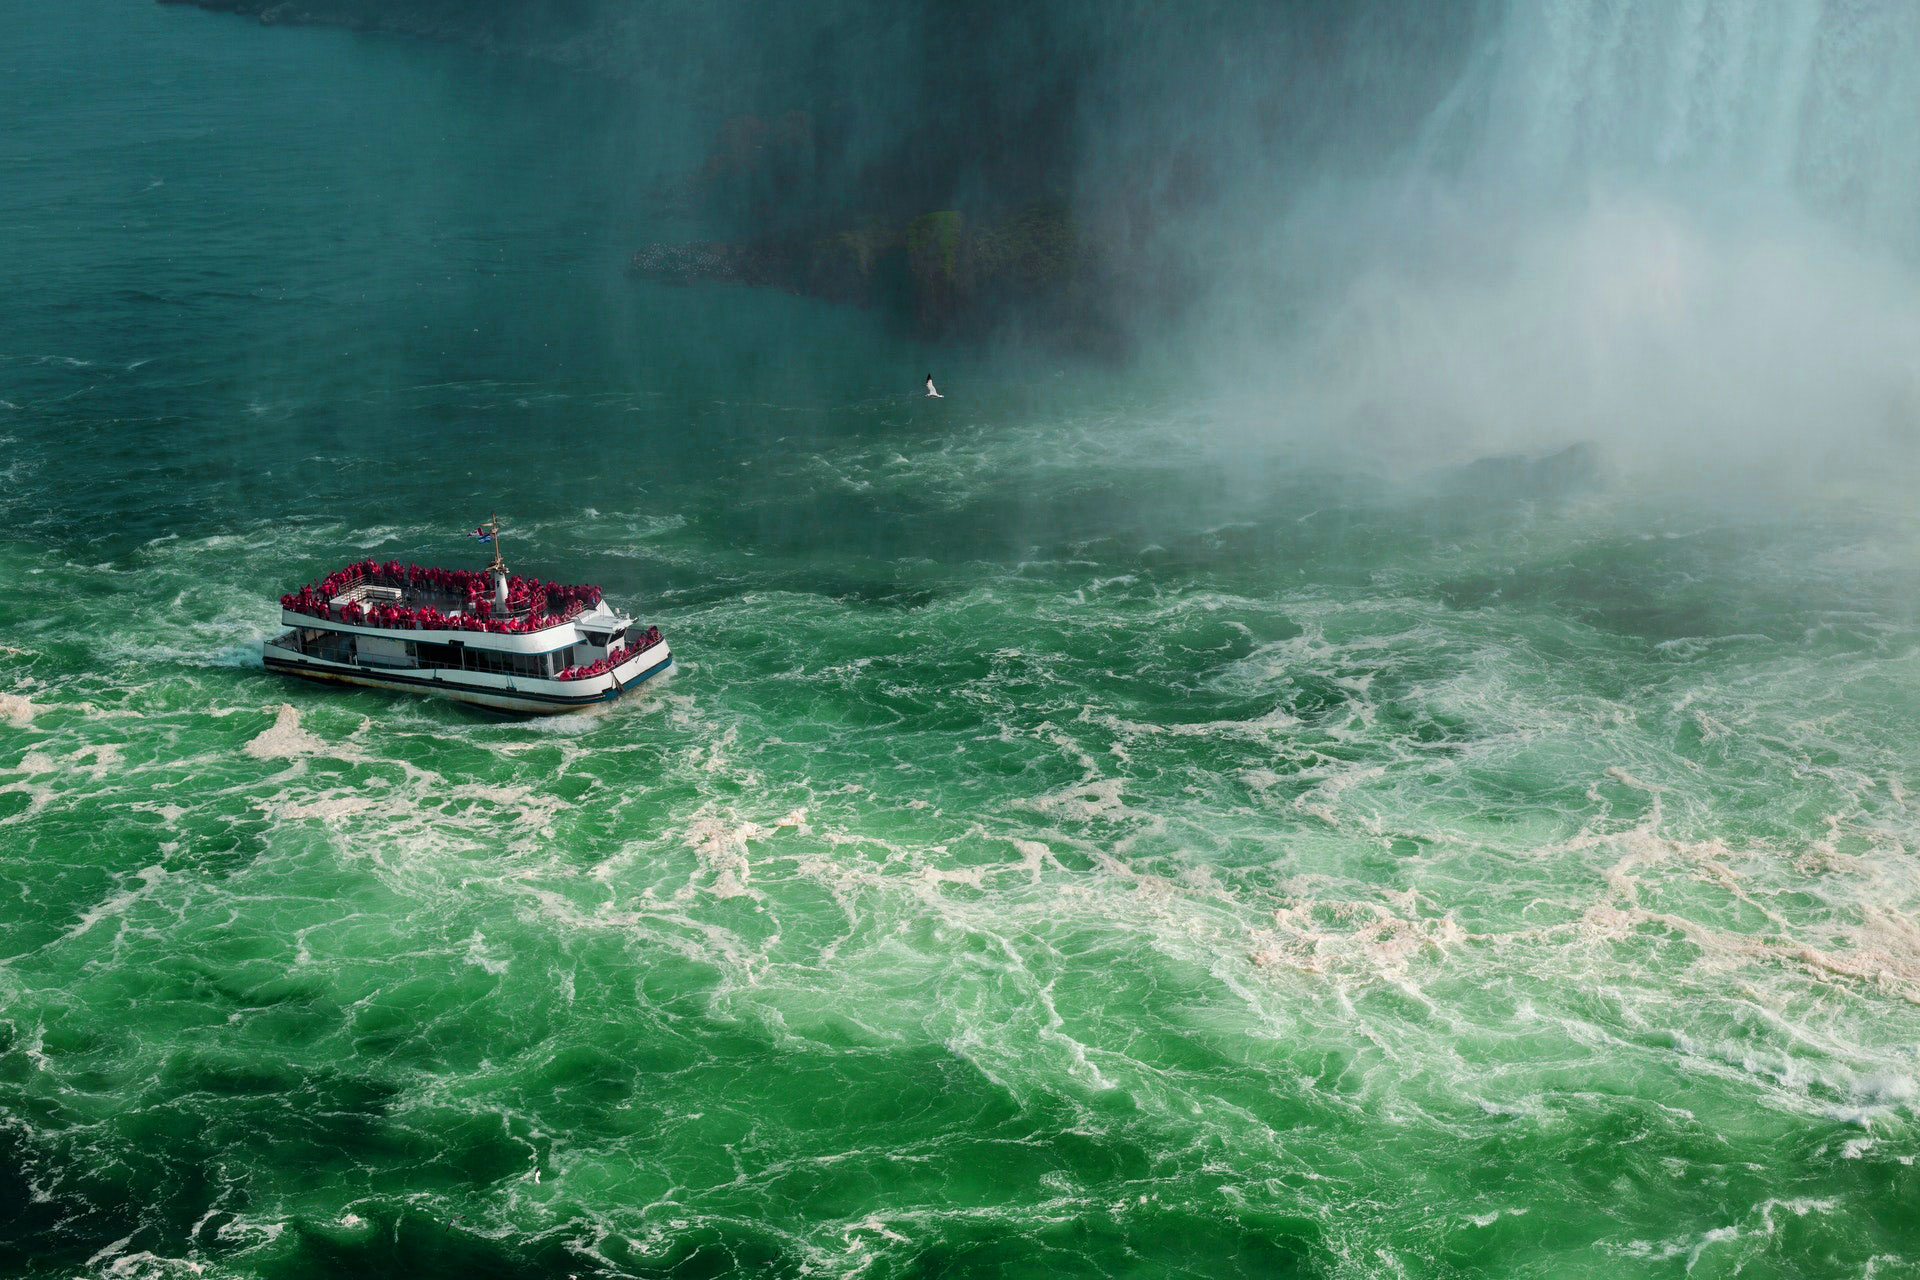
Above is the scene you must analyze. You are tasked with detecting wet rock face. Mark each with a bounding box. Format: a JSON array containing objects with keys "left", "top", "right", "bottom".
[
  {"left": 635, "top": 108, "right": 1114, "bottom": 340},
  {"left": 904, "top": 212, "right": 965, "bottom": 332},
  {"left": 165, "top": 0, "right": 1313, "bottom": 353},
  {"left": 694, "top": 112, "right": 821, "bottom": 236},
  {"left": 630, "top": 204, "right": 1106, "bottom": 342}
]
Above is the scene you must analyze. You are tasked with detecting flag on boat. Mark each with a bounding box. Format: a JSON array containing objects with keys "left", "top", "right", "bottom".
[{"left": 469, "top": 527, "right": 493, "bottom": 543}]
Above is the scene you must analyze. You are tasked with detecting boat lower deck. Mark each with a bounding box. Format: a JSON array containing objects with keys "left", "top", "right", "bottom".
[{"left": 264, "top": 641, "right": 672, "bottom": 714}]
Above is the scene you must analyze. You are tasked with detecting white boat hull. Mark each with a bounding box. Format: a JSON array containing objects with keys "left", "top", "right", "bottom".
[{"left": 264, "top": 641, "right": 673, "bottom": 715}]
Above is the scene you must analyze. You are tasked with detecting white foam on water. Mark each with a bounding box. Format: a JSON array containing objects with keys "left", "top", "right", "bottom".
[
  {"left": 62, "top": 863, "right": 168, "bottom": 942},
  {"left": 1252, "top": 894, "right": 1467, "bottom": 980},
  {"left": 919, "top": 863, "right": 986, "bottom": 888},
  {"left": 465, "top": 930, "right": 509, "bottom": 975},
  {"left": 0, "top": 781, "right": 54, "bottom": 825},
  {"left": 243, "top": 704, "right": 327, "bottom": 759},
  {"left": 0, "top": 692, "right": 39, "bottom": 725},
  {"left": 1152, "top": 706, "right": 1303, "bottom": 739},
  {"left": 1022, "top": 777, "right": 1130, "bottom": 824},
  {"left": 512, "top": 708, "right": 612, "bottom": 735},
  {"left": 1008, "top": 839, "right": 1057, "bottom": 880},
  {"left": 274, "top": 794, "right": 377, "bottom": 822},
  {"left": 103, "top": 1253, "right": 205, "bottom": 1278},
  {"left": 682, "top": 810, "right": 765, "bottom": 900},
  {"left": 45, "top": 742, "right": 124, "bottom": 782}
]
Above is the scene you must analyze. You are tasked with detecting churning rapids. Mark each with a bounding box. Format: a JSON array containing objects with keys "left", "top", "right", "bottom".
[{"left": 3, "top": 2, "right": 1920, "bottom": 1278}]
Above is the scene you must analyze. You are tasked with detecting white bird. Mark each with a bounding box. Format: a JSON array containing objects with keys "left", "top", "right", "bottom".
[{"left": 924, "top": 373, "right": 944, "bottom": 398}]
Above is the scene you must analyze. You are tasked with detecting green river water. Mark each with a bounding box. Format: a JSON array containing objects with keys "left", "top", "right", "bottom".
[{"left": 3, "top": 4, "right": 1920, "bottom": 1277}]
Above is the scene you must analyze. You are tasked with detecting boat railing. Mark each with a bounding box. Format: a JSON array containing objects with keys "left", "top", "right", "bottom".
[
  {"left": 555, "top": 626, "right": 664, "bottom": 682},
  {"left": 283, "top": 560, "right": 604, "bottom": 636}
]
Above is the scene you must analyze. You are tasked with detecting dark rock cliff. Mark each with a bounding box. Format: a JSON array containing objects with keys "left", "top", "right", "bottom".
[{"left": 161, "top": 0, "right": 1480, "bottom": 352}]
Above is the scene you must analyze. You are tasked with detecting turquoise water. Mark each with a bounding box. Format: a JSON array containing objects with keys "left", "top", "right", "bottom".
[{"left": 5, "top": 4, "right": 1920, "bottom": 1277}]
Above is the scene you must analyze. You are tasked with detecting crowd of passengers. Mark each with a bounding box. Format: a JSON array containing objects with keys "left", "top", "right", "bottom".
[
  {"left": 556, "top": 627, "right": 665, "bottom": 682},
  {"left": 281, "top": 560, "right": 604, "bottom": 635}
]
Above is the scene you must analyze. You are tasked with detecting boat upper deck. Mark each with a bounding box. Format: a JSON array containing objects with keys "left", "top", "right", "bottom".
[{"left": 281, "top": 560, "right": 608, "bottom": 637}]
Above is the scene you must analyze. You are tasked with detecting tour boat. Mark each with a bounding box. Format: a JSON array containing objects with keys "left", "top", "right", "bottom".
[{"left": 262, "top": 517, "right": 672, "bottom": 714}]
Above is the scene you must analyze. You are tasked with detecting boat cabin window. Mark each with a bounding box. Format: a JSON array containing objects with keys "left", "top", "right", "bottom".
[
  {"left": 452, "top": 647, "right": 546, "bottom": 678},
  {"left": 416, "top": 641, "right": 460, "bottom": 669},
  {"left": 302, "top": 629, "right": 354, "bottom": 664}
]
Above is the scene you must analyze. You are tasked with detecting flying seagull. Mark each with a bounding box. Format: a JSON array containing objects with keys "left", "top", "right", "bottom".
[{"left": 924, "top": 373, "right": 943, "bottom": 399}]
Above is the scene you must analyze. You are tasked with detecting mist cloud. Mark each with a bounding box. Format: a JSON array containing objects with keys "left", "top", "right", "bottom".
[{"left": 1096, "top": 0, "right": 1920, "bottom": 485}]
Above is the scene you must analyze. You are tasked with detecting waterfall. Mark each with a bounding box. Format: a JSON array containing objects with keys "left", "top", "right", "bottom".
[
  {"left": 1198, "top": 0, "right": 1920, "bottom": 480},
  {"left": 1424, "top": 0, "right": 1920, "bottom": 251}
]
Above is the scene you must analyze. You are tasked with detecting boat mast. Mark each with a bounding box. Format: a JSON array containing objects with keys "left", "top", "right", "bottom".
[
  {"left": 484, "top": 513, "right": 510, "bottom": 612},
  {"left": 484, "top": 512, "right": 508, "bottom": 577}
]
